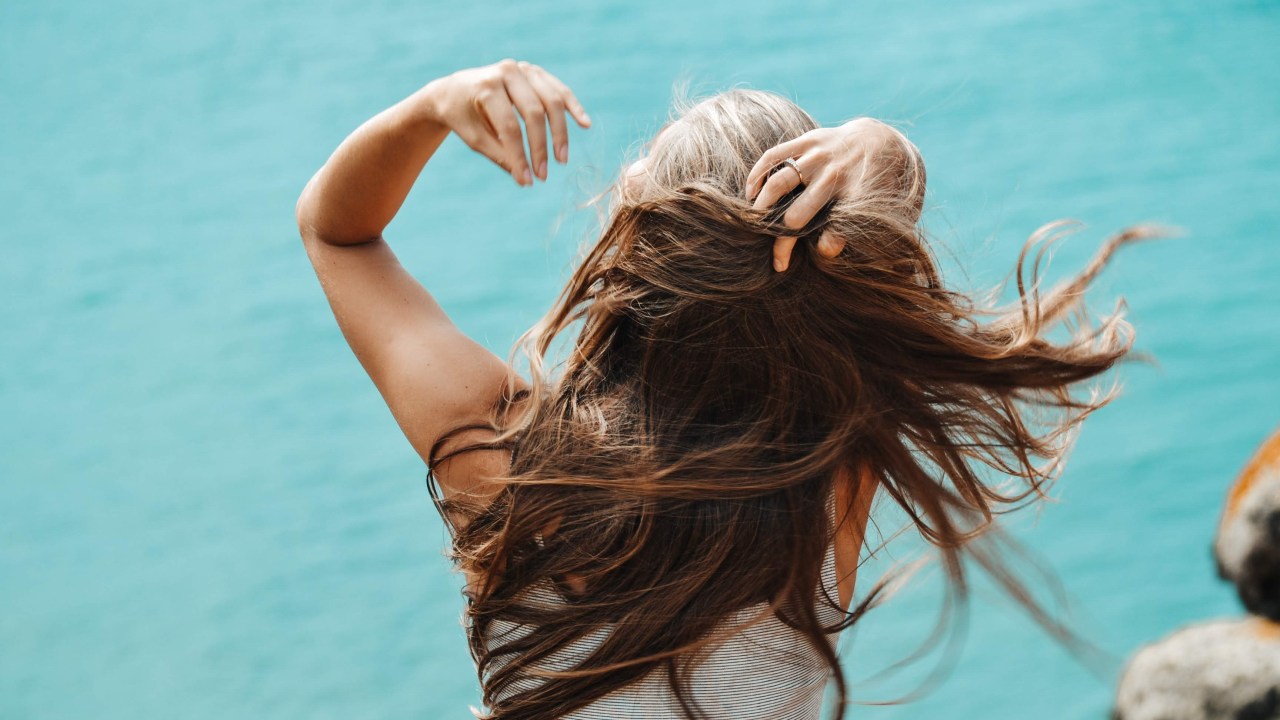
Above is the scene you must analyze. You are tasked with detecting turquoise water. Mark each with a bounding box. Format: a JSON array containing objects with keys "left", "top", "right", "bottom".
[{"left": 2, "top": 0, "right": 1277, "bottom": 717}]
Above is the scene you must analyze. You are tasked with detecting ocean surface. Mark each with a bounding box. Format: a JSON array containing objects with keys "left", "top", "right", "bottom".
[{"left": 2, "top": 0, "right": 1278, "bottom": 717}]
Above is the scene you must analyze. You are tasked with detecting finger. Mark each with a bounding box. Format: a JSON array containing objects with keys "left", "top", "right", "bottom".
[
  {"left": 537, "top": 67, "right": 591, "bottom": 128},
  {"left": 456, "top": 125, "right": 514, "bottom": 175},
  {"left": 751, "top": 159, "right": 805, "bottom": 212},
  {"left": 817, "top": 229, "right": 847, "bottom": 258},
  {"left": 502, "top": 68, "right": 550, "bottom": 181},
  {"left": 519, "top": 62, "right": 570, "bottom": 164},
  {"left": 782, "top": 176, "right": 836, "bottom": 233},
  {"left": 477, "top": 90, "right": 531, "bottom": 186},
  {"left": 773, "top": 236, "right": 798, "bottom": 273},
  {"left": 745, "top": 137, "right": 807, "bottom": 200},
  {"left": 746, "top": 143, "right": 797, "bottom": 200}
]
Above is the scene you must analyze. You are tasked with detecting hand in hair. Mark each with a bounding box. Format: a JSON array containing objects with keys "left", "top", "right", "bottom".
[
  {"left": 423, "top": 59, "right": 591, "bottom": 186},
  {"left": 744, "top": 118, "right": 922, "bottom": 272}
]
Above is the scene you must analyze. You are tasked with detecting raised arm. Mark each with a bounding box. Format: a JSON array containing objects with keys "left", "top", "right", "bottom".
[{"left": 295, "top": 60, "right": 590, "bottom": 496}]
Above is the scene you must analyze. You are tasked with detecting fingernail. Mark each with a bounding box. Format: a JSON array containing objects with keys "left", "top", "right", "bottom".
[
  {"left": 521, "top": 168, "right": 532, "bottom": 185},
  {"left": 556, "top": 144, "right": 567, "bottom": 163},
  {"left": 537, "top": 160, "right": 547, "bottom": 180},
  {"left": 773, "top": 257, "right": 785, "bottom": 272}
]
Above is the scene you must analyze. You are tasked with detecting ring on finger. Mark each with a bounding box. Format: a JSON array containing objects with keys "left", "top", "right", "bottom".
[{"left": 781, "top": 157, "right": 805, "bottom": 185}]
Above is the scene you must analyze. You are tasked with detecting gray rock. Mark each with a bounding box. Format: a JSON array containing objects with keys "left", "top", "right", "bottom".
[{"left": 1113, "top": 618, "right": 1280, "bottom": 720}]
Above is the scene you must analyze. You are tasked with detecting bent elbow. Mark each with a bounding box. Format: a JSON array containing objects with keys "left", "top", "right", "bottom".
[{"left": 295, "top": 176, "right": 321, "bottom": 244}]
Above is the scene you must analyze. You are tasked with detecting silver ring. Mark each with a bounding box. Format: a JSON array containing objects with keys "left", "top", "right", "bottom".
[{"left": 782, "top": 157, "right": 805, "bottom": 185}]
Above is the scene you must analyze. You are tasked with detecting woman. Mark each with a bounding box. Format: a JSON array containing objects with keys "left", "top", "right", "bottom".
[{"left": 296, "top": 59, "right": 1152, "bottom": 720}]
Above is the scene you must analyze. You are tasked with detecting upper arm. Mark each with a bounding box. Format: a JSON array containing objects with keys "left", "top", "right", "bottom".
[{"left": 300, "top": 230, "right": 515, "bottom": 477}]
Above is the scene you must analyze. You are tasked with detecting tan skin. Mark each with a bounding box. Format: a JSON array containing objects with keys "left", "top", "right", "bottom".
[{"left": 296, "top": 58, "right": 896, "bottom": 610}]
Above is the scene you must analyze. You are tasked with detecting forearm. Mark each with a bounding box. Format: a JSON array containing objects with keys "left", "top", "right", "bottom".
[{"left": 296, "top": 81, "right": 450, "bottom": 246}]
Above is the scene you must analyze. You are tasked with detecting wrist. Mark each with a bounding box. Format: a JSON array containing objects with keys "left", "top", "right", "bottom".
[{"left": 400, "top": 77, "right": 451, "bottom": 131}]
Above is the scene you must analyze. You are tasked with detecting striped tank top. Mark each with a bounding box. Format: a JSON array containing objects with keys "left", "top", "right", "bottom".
[{"left": 479, "top": 534, "right": 847, "bottom": 719}]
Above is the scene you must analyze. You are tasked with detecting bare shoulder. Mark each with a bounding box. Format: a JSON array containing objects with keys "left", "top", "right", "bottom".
[
  {"left": 832, "top": 464, "right": 877, "bottom": 610},
  {"left": 428, "top": 384, "right": 531, "bottom": 513}
]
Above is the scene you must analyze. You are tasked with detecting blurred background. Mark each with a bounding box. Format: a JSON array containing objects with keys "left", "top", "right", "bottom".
[{"left": 2, "top": 0, "right": 1277, "bottom": 717}]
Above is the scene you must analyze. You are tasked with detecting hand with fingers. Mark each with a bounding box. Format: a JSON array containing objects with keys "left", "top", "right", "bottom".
[
  {"left": 744, "top": 118, "right": 919, "bottom": 272},
  {"left": 424, "top": 58, "right": 592, "bottom": 186}
]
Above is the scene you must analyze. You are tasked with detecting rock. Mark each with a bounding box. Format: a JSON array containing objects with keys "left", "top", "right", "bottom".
[
  {"left": 1215, "top": 427, "right": 1280, "bottom": 620},
  {"left": 1113, "top": 617, "right": 1280, "bottom": 720}
]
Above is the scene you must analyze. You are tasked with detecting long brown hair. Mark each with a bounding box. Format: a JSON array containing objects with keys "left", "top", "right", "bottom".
[{"left": 428, "top": 88, "right": 1160, "bottom": 720}]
